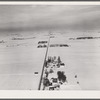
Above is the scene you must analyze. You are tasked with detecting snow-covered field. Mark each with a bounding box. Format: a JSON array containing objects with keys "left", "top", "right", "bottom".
[
  {"left": 0, "top": 32, "right": 47, "bottom": 90},
  {"left": 0, "top": 31, "right": 100, "bottom": 90},
  {"left": 48, "top": 32, "right": 100, "bottom": 90}
]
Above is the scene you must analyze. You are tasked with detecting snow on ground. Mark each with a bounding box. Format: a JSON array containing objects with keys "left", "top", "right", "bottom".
[
  {"left": 0, "top": 31, "right": 100, "bottom": 90},
  {"left": 48, "top": 32, "right": 100, "bottom": 90},
  {"left": 0, "top": 32, "right": 47, "bottom": 90}
]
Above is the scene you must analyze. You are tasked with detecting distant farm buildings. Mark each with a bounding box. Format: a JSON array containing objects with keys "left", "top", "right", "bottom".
[{"left": 37, "top": 41, "right": 69, "bottom": 48}]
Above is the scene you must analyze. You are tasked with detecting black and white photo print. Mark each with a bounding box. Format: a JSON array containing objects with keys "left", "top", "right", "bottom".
[{"left": 0, "top": 3, "right": 100, "bottom": 91}]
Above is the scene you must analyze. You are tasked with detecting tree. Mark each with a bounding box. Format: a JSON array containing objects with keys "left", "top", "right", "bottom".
[{"left": 58, "top": 56, "right": 61, "bottom": 64}]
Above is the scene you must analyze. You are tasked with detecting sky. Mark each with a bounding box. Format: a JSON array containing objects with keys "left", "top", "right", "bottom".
[{"left": 0, "top": 5, "right": 100, "bottom": 32}]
